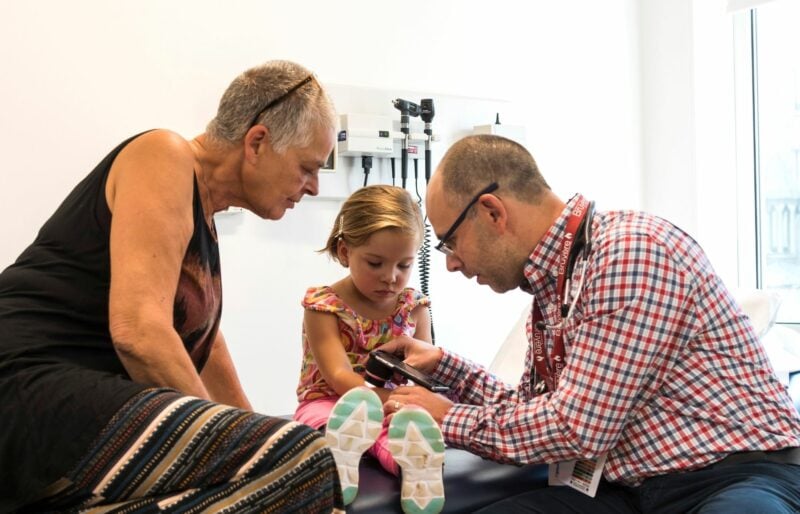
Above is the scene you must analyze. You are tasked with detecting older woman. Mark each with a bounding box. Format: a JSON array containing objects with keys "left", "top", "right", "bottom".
[{"left": 0, "top": 60, "right": 342, "bottom": 512}]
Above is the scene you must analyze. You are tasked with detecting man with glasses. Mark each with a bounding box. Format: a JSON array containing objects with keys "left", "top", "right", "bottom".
[{"left": 383, "top": 134, "right": 800, "bottom": 513}]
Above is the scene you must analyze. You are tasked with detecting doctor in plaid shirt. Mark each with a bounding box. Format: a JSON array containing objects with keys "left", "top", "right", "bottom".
[{"left": 383, "top": 134, "right": 800, "bottom": 513}]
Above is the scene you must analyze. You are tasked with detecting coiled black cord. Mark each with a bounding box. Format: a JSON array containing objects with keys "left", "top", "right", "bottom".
[
  {"left": 414, "top": 160, "right": 435, "bottom": 344},
  {"left": 419, "top": 99, "right": 436, "bottom": 344}
]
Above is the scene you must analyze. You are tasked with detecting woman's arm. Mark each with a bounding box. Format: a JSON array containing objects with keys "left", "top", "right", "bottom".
[
  {"left": 305, "top": 310, "right": 392, "bottom": 402},
  {"left": 200, "top": 330, "right": 253, "bottom": 410},
  {"left": 106, "top": 130, "right": 210, "bottom": 399}
]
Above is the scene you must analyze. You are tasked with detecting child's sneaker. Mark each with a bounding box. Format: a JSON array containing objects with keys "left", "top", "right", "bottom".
[
  {"left": 388, "top": 406, "right": 445, "bottom": 514},
  {"left": 324, "top": 387, "right": 384, "bottom": 505}
]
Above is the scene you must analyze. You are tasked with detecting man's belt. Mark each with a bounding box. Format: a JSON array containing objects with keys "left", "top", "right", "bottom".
[{"left": 714, "top": 447, "right": 800, "bottom": 468}]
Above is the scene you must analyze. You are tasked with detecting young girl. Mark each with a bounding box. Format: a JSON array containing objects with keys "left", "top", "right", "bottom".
[{"left": 294, "top": 185, "right": 445, "bottom": 514}]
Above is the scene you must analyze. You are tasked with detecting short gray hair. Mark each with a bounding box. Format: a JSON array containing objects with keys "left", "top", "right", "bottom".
[
  {"left": 437, "top": 135, "right": 550, "bottom": 207},
  {"left": 206, "top": 60, "right": 336, "bottom": 153}
]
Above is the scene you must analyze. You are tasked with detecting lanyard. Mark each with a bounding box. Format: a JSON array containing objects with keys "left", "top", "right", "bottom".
[{"left": 530, "top": 196, "right": 591, "bottom": 394}]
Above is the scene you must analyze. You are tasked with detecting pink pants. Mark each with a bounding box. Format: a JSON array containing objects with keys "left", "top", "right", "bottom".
[{"left": 294, "top": 397, "right": 400, "bottom": 476}]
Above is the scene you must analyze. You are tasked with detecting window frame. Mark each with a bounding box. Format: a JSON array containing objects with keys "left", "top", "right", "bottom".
[{"left": 733, "top": 5, "right": 800, "bottom": 326}]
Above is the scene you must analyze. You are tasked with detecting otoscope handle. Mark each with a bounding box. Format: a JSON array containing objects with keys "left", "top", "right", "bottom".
[{"left": 425, "top": 149, "right": 432, "bottom": 182}]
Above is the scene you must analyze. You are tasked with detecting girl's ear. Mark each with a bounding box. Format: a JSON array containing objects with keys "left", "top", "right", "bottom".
[{"left": 336, "top": 238, "right": 350, "bottom": 267}]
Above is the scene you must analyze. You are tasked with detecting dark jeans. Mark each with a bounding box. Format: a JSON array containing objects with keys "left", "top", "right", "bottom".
[{"left": 475, "top": 461, "right": 800, "bottom": 514}]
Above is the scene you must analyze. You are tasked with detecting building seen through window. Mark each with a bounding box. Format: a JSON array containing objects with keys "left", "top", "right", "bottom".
[{"left": 743, "top": 0, "right": 800, "bottom": 322}]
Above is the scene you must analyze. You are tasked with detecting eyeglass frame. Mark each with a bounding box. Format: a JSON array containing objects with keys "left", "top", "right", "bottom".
[
  {"left": 248, "top": 75, "right": 314, "bottom": 129},
  {"left": 435, "top": 182, "right": 500, "bottom": 256}
]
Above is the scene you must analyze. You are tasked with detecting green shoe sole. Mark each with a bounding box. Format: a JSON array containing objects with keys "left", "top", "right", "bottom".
[
  {"left": 388, "top": 406, "right": 445, "bottom": 514},
  {"left": 325, "top": 387, "right": 384, "bottom": 506}
]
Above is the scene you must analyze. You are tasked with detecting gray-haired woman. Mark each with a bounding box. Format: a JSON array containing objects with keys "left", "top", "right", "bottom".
[{"left": 0, "top": 60, "right": 343, "bottom": 513}]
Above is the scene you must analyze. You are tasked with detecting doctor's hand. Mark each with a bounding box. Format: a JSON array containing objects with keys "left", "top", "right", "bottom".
[
  {"left": 380, "top": 335, "right": 443, "bottom": 374},
  {"left": 386, "top": 385, "right": 454, "bottom": 425}
]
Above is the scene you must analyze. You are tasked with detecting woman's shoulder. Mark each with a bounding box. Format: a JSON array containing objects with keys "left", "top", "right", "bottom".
[
  {"left": 122, "top": 129, "right": 194, "bottom": 162},
  {"left": 105, "top": 129, "right": 196, "bottom": 213},
  {"left": 110, "top": 129, "right": 195, "bottom": 183}
]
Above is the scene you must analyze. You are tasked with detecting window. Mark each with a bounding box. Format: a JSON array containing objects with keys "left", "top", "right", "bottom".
[{"left": 735, "top": 0, "right": 800, "bottom": 323}]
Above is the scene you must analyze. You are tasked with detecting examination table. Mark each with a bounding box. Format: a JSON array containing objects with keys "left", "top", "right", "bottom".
[{"left": 347, "top": 447, "right": 548, "bottom": 513}]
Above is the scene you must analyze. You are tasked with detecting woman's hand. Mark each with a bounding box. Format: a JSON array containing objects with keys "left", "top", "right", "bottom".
[{"left": 379, "top": 334, "right": 443, "bottom": 374}]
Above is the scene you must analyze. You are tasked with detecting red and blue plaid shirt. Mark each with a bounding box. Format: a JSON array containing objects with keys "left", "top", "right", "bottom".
[{"left": 433, "top": 194, "right": 800, "bottom": 486}]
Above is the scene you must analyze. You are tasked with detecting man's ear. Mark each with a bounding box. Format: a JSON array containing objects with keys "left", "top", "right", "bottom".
[{"left": 478, "top": 194, "right": 508, "bottom": 234}]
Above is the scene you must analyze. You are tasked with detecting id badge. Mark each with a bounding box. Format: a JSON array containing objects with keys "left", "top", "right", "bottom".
[{"left": 547, "top": 453, "right": 607, "bottom": 497}]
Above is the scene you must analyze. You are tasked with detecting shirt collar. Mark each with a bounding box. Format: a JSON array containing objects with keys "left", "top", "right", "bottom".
[{"left": 521, "top": 194, "right": 585, "bottom": 295}]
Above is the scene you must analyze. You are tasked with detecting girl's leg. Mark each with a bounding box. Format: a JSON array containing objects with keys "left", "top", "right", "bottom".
[
  {"left": 23, "top": 389, "right": 344, "bottom": 513},
  {"left": 369, "top": 425, "right": 401, "bottom": 476},
  {"left": 295, "top": 396, "right": 341, "bottom": 430},
  {"left": 298, "top": 395, "right": 401, "bottom": 477}
]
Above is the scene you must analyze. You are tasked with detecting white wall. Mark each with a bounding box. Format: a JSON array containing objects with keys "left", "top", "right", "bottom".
[
  {"left": 639, "top": 0, "right": 741, "bottom": 285},
  {"left": 0, "top": 0, "right": 641, "bottom": 414}
]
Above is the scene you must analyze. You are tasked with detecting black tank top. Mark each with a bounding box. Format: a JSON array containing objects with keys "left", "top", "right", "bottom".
[
  {"left": 0, "top": 133, "right": 223, "bottom": 506},
  {"left": 0, "top": 132, "right": 222, "bottom": 376}
]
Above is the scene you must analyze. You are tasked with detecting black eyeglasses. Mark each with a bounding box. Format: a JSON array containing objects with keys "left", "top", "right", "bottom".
[
  {"left": 248, "top": 75, "right": 314, "bottom": 129},
  {"left": 435, "top": 182, "right": 499, "bottom": 256}
]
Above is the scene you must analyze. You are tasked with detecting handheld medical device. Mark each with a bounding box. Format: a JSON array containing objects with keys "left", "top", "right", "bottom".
[{"left": 365, "top": 350, "right": 449, "bottom": 393}]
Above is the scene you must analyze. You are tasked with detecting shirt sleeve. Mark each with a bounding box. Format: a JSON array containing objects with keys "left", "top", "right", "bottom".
[
  {"left": 301, "top": 286, "right": 344, "bottom": 314},
  {"left": 434, "top": 230, "right": 700, "bottom": 466},
  {"left": 402, "top": 288, "right": 431, "bottom": 311}
]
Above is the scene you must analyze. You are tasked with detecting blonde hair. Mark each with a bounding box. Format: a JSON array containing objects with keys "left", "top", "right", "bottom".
[{"left": 322, "top": 185, "right": 424, "bottom": 263}]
